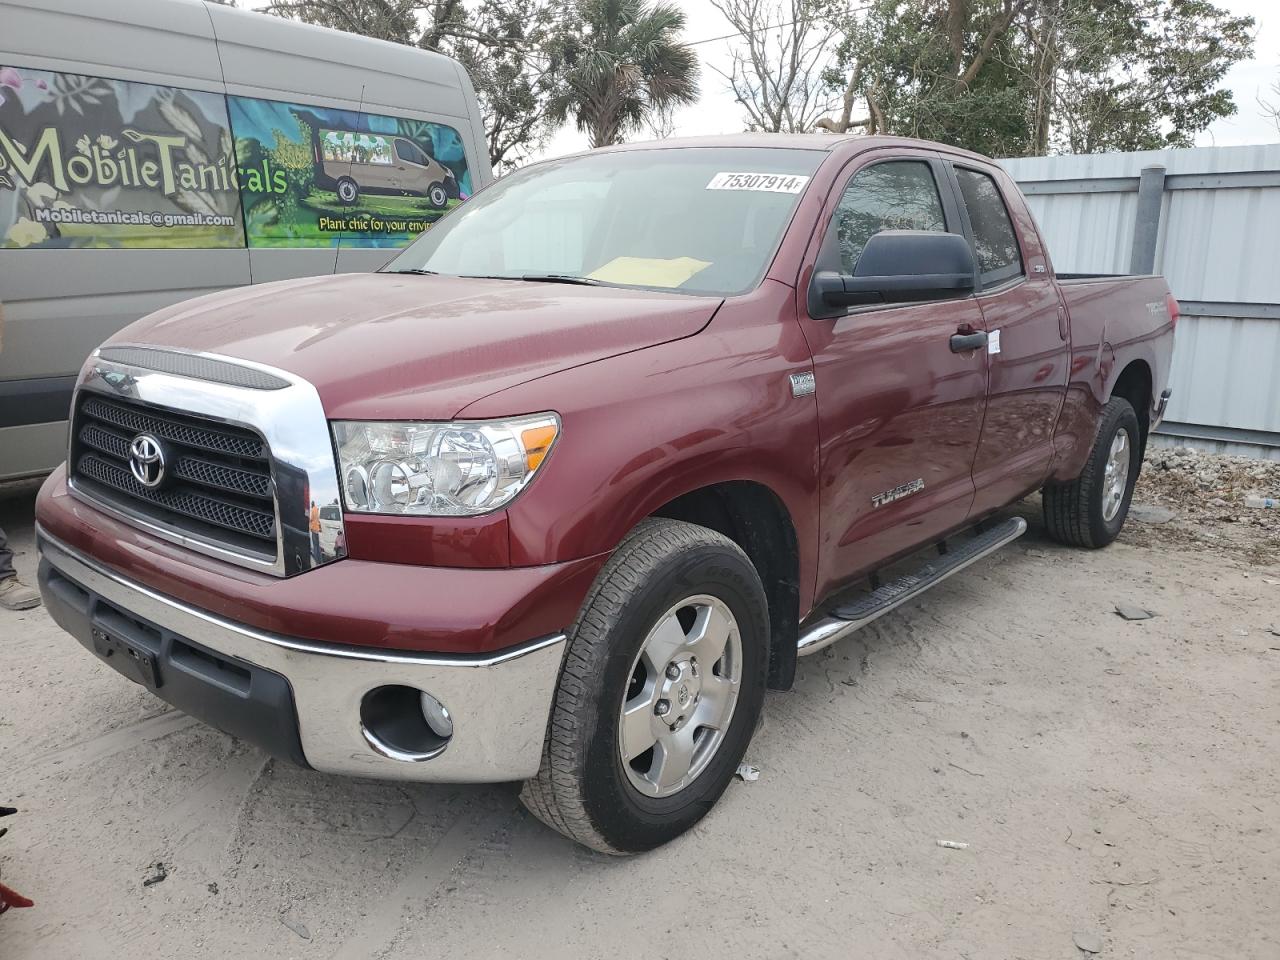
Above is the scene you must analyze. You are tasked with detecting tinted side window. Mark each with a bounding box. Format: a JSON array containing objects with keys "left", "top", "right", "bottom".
[
  {"left": 830, "top": 161, "right": 946, "bottom": 274},
  {"left": 955, "top": 168, "right": 1021, "bottom": 282}
]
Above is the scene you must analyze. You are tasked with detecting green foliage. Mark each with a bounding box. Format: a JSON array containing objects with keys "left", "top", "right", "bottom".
[
  {"left": 827, "top": 0, "right": 1255, "bottom": 156},
  {"left": 546, "top": 0, "right": 700, "bottom": 148},
  {"left": 266, "top": 119, "right": 315, "bottom": 228}
]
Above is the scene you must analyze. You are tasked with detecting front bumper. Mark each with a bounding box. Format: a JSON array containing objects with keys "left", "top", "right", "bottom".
[{"left": 38, "top": 528, "right": 566, "bottom": 783}]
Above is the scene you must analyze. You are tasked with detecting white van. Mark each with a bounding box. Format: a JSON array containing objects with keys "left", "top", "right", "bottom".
[{"left": 0, "top": 0, "right": 492, "bottom": 479}]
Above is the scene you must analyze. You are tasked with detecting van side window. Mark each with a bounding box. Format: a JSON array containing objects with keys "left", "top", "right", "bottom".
[
  {"left": 954, "top": 168, "right": 1022, "bottom": 284},
  {"left": 829, "top": 161, "right": 946, "bottom": 274},
  {"left": 0, "top": 65, "right": 243, "bottom": 250}
]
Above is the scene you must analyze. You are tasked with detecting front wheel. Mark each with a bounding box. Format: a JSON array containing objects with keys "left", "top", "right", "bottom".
[
  {"left": 1043, "top": 396, "right": 1141, "bottom": 548},
  {"left": 426, "top": 182, "right": 449, "bottom": 209},
  {"left": 520, "top": 518, "right": 769, "bottom": 854},
  {"left": 336, "top": 177, "right": 359, "bottom": 204}
]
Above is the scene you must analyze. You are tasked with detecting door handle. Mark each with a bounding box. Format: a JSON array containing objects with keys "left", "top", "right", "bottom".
[{"left": 950, "top": 331, "right": 988, "bottom": 353}]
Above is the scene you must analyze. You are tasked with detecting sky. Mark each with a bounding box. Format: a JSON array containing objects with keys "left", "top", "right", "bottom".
[{"left": 242, "top": 0, "right": 1280, "bottom": 158}]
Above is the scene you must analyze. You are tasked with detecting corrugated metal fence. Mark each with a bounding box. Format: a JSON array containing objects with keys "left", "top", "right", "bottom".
[{"left": 1000, "top": 144, "right": 1280, "bottom": 460}]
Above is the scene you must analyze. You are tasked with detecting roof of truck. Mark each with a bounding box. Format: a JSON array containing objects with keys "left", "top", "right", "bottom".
[{"left": 593, "top": 132, "right": 997, "bottom": 165}]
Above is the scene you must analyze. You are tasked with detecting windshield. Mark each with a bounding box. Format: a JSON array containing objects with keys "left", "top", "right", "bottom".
[{"left": 383, "top": 147, "right": 825, "bottom": 296}]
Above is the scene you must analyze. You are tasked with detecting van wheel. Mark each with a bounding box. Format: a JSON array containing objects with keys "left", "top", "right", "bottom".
[
  {"left": 336, "top": 177, "right": 359, "bottom": 204},
  {"left": 427, "top": 182, "right": 449, "bottom": 209},
  {"left": 1042, "top": 396, "right": 1141, "bottom": 548},
  {"left": 520, "top": 518, "right": 769, "bottom": 854}
]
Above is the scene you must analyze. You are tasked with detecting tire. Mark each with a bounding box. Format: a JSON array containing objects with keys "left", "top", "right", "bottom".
[
  {"left": 1043, "top": 396, "right": 1142, "bottom": 548},
  {"left": 427, "top": 182, "right": 449, "bottom": 209},
  {"left": 520, "top": 518, "right": 769, "bottom": 854},
  {"left": 336, "top": 177, "right": 359, "bottom": 204}
]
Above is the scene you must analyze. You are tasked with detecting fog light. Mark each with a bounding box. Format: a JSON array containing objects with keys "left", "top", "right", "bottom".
[{"left": 359, "top": 685, "right": 452, "bottom": 762}]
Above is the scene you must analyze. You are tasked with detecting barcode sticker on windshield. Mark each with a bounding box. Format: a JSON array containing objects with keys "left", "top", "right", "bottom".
[{"left": 706, "top": 172, "right": 810, "bottom": 193}]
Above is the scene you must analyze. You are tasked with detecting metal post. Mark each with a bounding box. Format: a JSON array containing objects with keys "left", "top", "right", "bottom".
[{"left": 1129, "top": 164, "right": 1166, "bottom": 275}]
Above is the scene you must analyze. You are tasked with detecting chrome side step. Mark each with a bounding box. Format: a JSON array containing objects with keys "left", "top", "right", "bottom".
[{"left": 796, "top": 516, "right": 1028, "bottom": 657}]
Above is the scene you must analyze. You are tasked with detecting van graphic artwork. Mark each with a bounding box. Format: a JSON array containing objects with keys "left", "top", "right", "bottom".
[
  {"left": 0, "top": 66, "right": 243, "bottom": 249},
  {"left": 228, "top": 96, "right": 470, "bottom": 248},
  {"left": 0, "top": 66, "right": 471, "bottom": 250}
]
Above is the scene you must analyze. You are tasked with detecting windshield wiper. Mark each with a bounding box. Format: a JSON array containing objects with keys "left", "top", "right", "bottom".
[
  {"left": 383, "top": 268, "right": 439, "bottom": 275},
  {"left": 519, "top": 273, "right": 601, "bottom": 286},
  {"left": 456, "top": 273, "right": 603, "bottom": 286}
]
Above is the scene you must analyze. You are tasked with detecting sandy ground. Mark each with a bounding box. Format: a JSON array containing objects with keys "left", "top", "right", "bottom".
[{"left": 1, "top": 473, "right": 1278, "bottom": 959}]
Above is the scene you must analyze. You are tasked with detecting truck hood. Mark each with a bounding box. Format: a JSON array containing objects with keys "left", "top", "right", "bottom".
[{"left": 114, "top": 273, "right": 722, "bottom": 419}]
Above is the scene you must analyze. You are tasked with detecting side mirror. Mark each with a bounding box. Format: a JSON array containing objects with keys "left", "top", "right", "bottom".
[{"left": 810, "top": 231, "right": 976, "bottom": 314}]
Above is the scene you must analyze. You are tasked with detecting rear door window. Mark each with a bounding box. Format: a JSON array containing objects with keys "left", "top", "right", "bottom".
[
  {"left": 827, "top": 160, "right": 947, "bottom": 275},
  {"left": 954, "top": 167, "right": 1022, "bottom": 285}
]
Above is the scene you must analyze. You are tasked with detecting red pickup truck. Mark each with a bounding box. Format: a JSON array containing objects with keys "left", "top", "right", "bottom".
[{"left": 35, "top": 134, "right": 1176, "bottom": 854}]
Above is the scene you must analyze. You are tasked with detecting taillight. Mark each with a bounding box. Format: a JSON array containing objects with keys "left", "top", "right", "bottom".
[{"left": 1166, "top": 293, "right": 1180, "bottom": 329}]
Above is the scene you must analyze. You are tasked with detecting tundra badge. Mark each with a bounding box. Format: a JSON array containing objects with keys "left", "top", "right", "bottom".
[{"left": 872, "top": 478, "right": 925, "bottom": 508}]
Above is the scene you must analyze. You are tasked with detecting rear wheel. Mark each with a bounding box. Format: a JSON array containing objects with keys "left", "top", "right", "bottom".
[
  {"left": 520, "top": 518, "right": 769, "bottom": 854},
  {"left": 1043, "top": 396, "right": 1141, "bottom": 548},
  {"left": 336, "top": 177, "right": 359, "bottom": 204}
]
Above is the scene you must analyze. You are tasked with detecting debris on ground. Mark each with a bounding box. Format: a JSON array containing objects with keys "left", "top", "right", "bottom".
[
  {"left": 1128, "top": 504, "right": 1177, "bottom": 524},
  {"left": 1118, "top": 447, "right": 1279, "bottom": 564},
  {"left": 936, "top": 839, "right": 969, "bottom": 850},
  {"left": 142, "top": 862, "right": 168, "bottom": 887},
  {"left": 1073, "top": 929, "right": 1105, "bottom": 953},
  {"left": 735, "top": 763, "right": 761, "bottom": 782},
  {"left": 1115, "top": 604, "right": 1155, "bottom": 621},
  {"left": 207, "top": 882, "right": 219, "bottom": 895},
  {"left": 280, "top": 915, "right": 311, "bottom": 940}
]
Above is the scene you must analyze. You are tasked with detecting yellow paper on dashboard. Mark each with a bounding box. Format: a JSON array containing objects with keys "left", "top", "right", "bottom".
[{"left": 587, "top": 256, "right": 711, "bottom": 289}]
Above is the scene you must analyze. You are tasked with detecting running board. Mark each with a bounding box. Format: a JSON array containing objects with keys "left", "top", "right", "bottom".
[{"left": 796, "top": 516, "right": 1028, "bottom": 657}]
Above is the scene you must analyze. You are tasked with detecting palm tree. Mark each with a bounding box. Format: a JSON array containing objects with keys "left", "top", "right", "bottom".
[{"left": 548, "top": 0, "right": 699, "bottom": 149}]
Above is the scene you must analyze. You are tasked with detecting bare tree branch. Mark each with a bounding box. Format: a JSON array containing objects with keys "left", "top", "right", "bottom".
[{"left": 709, "top": 0, "right": 843, "bottom": 133}]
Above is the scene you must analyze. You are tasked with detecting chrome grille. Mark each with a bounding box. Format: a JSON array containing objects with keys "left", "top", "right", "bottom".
[
  {"left": 70, "top": 394, "right": 277, "bottom": 560},
  {"left": 80, "top": 396, "right": 267, "bottom": 459}
]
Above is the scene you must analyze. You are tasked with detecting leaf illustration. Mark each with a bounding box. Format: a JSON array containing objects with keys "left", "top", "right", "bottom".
[
  {"left": 75, "top": 135, "right": 92, "bottom": 156},
  {"left": 158, "top": 93, "right": 203, "bottom": 144}
]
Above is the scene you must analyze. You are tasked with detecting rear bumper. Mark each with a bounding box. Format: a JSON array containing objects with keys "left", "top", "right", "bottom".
[{"left": 38, "top": 528, "right": 566, "bottom": 782}]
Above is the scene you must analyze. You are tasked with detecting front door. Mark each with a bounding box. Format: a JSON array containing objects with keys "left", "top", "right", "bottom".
[{"left": 798, "top": 152, "right": 990, "bottom": 601}]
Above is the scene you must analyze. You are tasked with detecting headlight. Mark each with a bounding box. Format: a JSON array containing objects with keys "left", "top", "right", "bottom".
[{"left": 331, "top": 414, "right": 559, "bottom": 516}]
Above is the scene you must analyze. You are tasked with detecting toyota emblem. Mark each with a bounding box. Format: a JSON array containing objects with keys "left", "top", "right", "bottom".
[{"left": 128, "top": 433, "right": 167, "bottom": 488}]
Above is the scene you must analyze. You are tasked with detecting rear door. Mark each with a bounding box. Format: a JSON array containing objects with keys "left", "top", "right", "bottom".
[
  {"left": 945, "top": 162, "right": 1068, "bottom": 515},
  {"left": 798, "top": 150, "right": 989, "bottom": 600}
]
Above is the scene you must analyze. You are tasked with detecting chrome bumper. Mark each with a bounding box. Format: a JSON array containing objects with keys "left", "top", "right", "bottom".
[{"left": 37, "top": 529, "right": 565, "bottom": 783}]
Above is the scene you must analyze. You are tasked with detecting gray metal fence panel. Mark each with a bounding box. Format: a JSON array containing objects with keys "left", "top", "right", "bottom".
[{"left": 1000, "top": 144, "right": 1280, "bottom": 459}]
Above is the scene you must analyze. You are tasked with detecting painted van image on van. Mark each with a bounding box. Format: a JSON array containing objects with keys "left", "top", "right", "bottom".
[
  {"left": 229, "top": 96, "right": 471, "bottom": 248},
  {"left": 318, "top": 129, "right": 458, "bottom": 208},
  {"left": 0, "top": 69, "right": 472, "bottom": 251}
]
